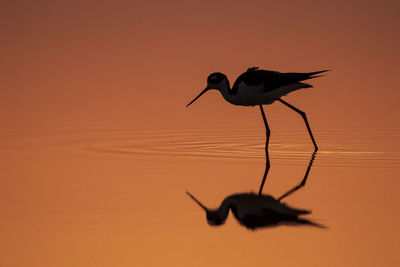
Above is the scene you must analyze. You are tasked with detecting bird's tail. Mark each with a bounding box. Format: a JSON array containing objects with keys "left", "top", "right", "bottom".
[
  {"left": 306, "top": 70, "right": 331, "bottom": 80},
  {"left": 284, "top": 70, "right": 330, "bottom": 83},
  {"left": 307, "top": 70, "right": 330, "bottom": 76}
]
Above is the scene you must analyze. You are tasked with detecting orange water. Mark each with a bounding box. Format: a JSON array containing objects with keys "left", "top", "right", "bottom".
[{"left": 1, "top": 121, "right": 399, "bottom": 266}]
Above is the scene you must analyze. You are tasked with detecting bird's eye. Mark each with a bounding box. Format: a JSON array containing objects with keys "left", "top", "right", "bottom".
[{"left": 208, "top": 73, "right": 223, "bottom": 83}]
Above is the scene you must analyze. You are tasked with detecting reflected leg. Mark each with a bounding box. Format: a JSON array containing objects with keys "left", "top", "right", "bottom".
[
  {"left": 258, "top": 105, "right": 271, "bottom": 195},
  {"left": 277, "top": 151, "right": 317, "bottom": 201},
  {"left": 278, "top": 99, "right": 318, "bottom": 152}
]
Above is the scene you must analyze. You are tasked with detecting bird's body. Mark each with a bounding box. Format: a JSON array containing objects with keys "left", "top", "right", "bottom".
[
  {"left": 186, "top": 192, "right": 323, "bottom": 230},
  {"left": 223, "top": 193, "right": 310, "bottom": 220},
  {"left": 187, "top": 67, "right": 329, "bottom": 151}
]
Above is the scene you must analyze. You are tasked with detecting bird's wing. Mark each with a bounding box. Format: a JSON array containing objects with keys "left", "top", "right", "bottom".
[
  {"left": 232, "top": 69, "right": 329, "bottom": 93},
  {"left": 231, "top": 70, "right": 280, "bottom": 93}
]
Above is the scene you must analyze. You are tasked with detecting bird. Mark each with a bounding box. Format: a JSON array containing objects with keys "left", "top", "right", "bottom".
[
  {"left": 186, "top": 149, "right": 321, "bottom": 229},
  {"left": 186, "top": 191, "right": 324, "bottom": 230},
  {"left": 186, "top": 67, "right": 329, "bottom": 151}
]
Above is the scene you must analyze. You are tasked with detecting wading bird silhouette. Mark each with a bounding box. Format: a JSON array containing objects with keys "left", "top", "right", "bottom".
[
  {"left": 186, "top": 151, "right": 323, "bottom": 230},
  {"left": 187, "top": 67, "right": 328, "bottom": 152}
]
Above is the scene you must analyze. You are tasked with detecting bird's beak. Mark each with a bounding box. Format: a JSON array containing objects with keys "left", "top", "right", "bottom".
[
  {"left": 186, "top": 191, "right": 208, "bottom": 211},
  {"left": 186, "top": 87, "right": 209, "bottom": 107}
]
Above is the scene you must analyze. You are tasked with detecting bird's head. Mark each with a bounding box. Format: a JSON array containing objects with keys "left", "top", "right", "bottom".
[
  {"left": 206, "top": 72, "right": 228, "bottom": 89},
  {"left": 186, "top": 72, "right": 228, "bottom": 107},
  {"left": 186, "top": 191, "right": 226, "bottom": 226},
  {"left": 205, "top": 210, "right": 226, "bottom": 226}
]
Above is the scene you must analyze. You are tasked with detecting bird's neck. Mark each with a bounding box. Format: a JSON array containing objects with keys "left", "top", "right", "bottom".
[
  {"left": 218, "top": 80, "right": 236, "bottom": 104},
  {"left": 212, "top": 197, "right": 232, "bottom": 220}
]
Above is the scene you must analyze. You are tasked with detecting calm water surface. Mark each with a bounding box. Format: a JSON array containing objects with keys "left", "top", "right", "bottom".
[{"left": 1, "top": 122, "right": 399, "bottom": 266}]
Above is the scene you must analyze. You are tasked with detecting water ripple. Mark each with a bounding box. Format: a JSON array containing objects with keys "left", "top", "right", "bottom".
[
  {"left": 1, "top": 125, "right": 399, "bottom": 168},
  {"left": 78, "top": 128, "right": 400, "bottom": 168}
]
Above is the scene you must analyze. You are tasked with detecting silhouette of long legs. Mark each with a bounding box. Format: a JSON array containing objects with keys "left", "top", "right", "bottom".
[
  {"left": 258, "top": 105, "right": 270, "bottom": 195},
  {"left": 277, "top": 151, "right": 317, "bottom": 201},
  {"left": 278, "top": 99, "right": 318, "bottom": 152}
]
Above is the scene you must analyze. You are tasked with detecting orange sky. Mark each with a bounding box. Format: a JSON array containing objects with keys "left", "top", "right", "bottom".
[{"left": 1, "top": 1, "right": 400, "bottom": 266}]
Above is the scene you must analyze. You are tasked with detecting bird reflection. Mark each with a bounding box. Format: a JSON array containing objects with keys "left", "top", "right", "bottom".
[{"left": 187, "top": 152, "right": 324, "bottom": 230}]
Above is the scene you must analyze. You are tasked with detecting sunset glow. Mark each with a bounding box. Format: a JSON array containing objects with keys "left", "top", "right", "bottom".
[{"left": 1, "top": 0, "right": 400, "bottom": 266}]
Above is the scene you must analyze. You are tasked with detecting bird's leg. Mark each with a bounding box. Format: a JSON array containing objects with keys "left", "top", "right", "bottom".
[
  {"left": 277, "top": 151, "right": 317, "bottom": 201},
  {"left": 278, "top": 99, "right": 318, "bottom": 152},
  {"left": 258, "top": 105, "right": 271, "bottom": 195}
]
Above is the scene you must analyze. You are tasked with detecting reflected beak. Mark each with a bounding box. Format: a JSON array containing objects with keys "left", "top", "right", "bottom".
[
  {"left": 186, "top": 87, "right": 209, "bottom": 107},
  {"left": 186, "top": 191, "right": 208, "bottom": 211}
]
